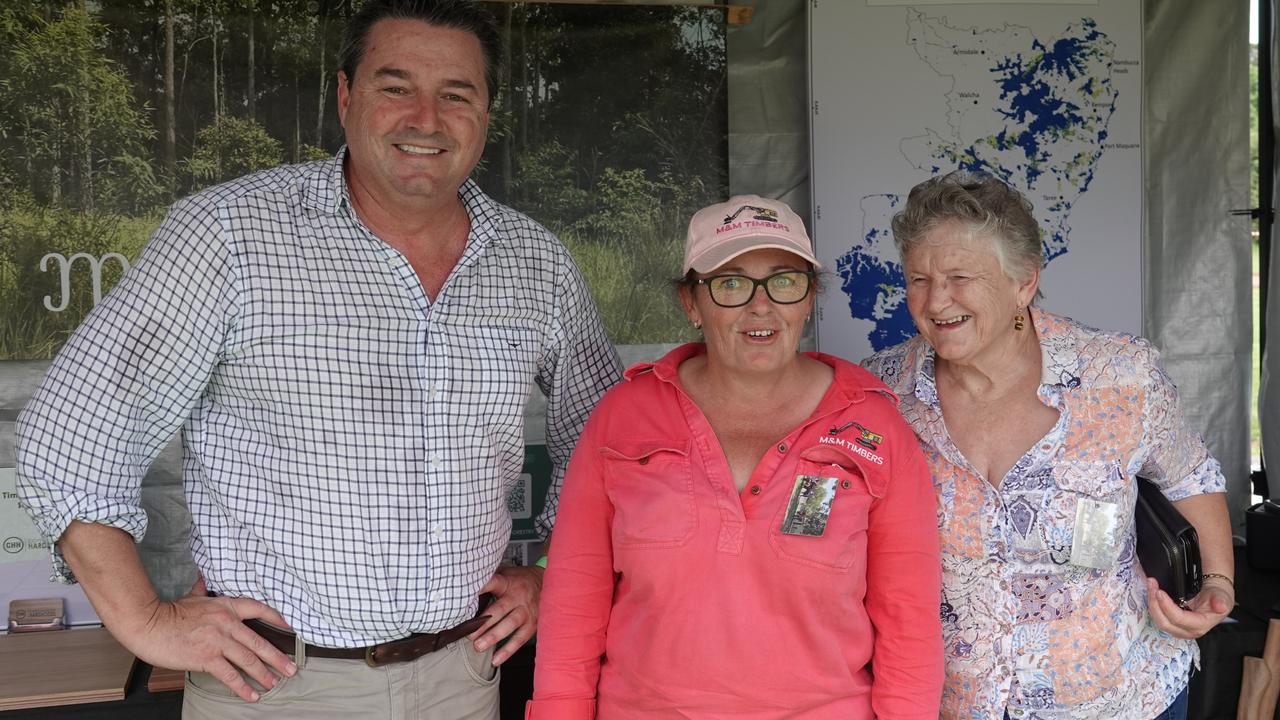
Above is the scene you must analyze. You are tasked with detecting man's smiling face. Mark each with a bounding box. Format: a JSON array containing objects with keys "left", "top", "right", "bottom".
[{"left": 337, "top": 18, "right": 490, "bottom": 211}]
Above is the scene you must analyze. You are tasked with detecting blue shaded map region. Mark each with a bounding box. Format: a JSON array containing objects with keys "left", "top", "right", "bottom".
[
  {"left": 836, "top": 194, "right": 917, "bottom": 351},
  {"left": 837, "top": 13, "right": 1119, "bottom": 352}
]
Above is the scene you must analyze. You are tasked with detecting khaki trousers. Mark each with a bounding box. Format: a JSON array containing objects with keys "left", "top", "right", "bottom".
[{"left": 181, "top": 639, "right": 500, "bottom": 720}]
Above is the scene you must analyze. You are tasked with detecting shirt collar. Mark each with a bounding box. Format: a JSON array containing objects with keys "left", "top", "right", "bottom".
[
  {"left": 301, "top": 148, "right": 347, "bottom": 214},
  {"left": 1029, "top": 306, "right": 1085, "bottom": 389},
  {"left": 628, "top": 342, "right": 889, "bottom": 407},
  {"left": 457, "top": 178, "right": 504, "bottom": 249},
  {"left": 301, "top": 147, "right": 503, "bottom": 248}
]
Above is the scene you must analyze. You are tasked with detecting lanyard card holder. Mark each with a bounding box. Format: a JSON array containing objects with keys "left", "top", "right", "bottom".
[{"left": 1135, "top": 475, "right": 1202, "bottom": 607}]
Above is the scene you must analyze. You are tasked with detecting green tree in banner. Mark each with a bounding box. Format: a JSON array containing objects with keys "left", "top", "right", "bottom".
[
  {"left": 0, "top": 1, "right": 727, "bottom": 357},
  {"left": 476, "top": 4, "right": 726, "bottom": 345},
  {"left": 186, "top": 115, "right": 283, "bottom": 188},
  {"left": 0, "top": 5, "right": 161, "bottom": 213},
  {"left": 0, "top": 4, "right": 163, "bottom": 358}
]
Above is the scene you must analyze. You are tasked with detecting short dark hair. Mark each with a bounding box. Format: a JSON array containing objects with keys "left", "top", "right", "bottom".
[{"left": 340, "top": 0, "right": 502, "bottom": 109}]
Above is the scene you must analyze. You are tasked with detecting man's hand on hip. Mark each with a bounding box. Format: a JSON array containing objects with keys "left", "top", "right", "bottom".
[
  {"left": 469, "top": 565, "right": 544, "bottom": 666},
  {"left": 128, "top": 576, "right": 297, "bottom": 702},
  {"left": 57, "top": 521, "right": 296, "bottom": 702}
]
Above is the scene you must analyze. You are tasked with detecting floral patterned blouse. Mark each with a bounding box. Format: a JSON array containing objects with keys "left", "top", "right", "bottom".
[{"left": 862, "top": 307, "right": 1225, "bottom": 719}]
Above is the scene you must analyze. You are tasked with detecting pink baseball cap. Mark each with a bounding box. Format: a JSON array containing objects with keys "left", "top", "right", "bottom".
[{"left": 682, "top": 194, "right": 820, "bottom": 274}]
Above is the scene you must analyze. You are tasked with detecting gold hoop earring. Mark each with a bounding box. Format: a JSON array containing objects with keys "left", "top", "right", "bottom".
[{"left": 1014, "top": 312, "right": 1025, "bottom": 331}]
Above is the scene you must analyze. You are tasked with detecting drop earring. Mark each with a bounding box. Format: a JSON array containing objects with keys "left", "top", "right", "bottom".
[{"left": 1014, "top": 310, "right": 1025, "bottom": 331}]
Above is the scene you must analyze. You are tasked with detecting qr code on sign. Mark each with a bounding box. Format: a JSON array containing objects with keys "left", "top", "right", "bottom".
[
  {"left": 503, "top": 541, "right": 531, "bottom": 566},
  {"left": 506, "top": 473, "right": 533, "bottom": 520}
]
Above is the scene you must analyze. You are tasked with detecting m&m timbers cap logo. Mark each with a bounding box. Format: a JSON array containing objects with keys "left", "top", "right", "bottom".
[{"left": 721, "top": 204, "right": 779, "bottom": 226}]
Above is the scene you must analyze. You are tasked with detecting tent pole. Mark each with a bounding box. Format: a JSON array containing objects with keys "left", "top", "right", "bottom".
[{"left": 1256, "top": 0, "right": 1274, "bottom": 494}]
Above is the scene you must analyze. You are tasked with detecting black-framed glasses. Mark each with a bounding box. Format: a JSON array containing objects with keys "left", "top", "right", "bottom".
[{"left": 694, "top": 270, "right": 815, "bottom": 308}]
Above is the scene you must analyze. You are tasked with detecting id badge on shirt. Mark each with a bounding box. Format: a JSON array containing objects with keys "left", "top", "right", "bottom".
[
  {"left": 780, "top": 475, "right": 838, "bottom": 537},
  {"left": 1070, "top": 497, "right": 1123, "bottom": 569}
]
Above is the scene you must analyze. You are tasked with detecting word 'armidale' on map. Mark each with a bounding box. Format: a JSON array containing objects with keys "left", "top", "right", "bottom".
[{"left": 811, "top": 1, "right": 1142, "bottom": 362}]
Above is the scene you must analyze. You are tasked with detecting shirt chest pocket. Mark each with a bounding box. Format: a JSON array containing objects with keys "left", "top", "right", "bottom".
[
  {"left": 1042, "top": 460, "right": 1132, "bottom": 559},
  {"left": 600, "top": 439, "right": 696, "bottom": 548},
  {"left": 451, "top": 324, "right": 543, "bottom": 420},
  {"left": 769, "top": 447, "right": 878, "bottom": 572}
]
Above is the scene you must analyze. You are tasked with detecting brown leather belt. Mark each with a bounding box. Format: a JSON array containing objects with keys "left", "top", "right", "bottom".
[{"left": 244, "top": 614, "right": 490, "bottom": 668}]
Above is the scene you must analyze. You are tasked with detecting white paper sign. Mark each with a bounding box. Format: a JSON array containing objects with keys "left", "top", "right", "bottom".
[{"left": 0, "top": 468, "right": 100, "bottom": 629}]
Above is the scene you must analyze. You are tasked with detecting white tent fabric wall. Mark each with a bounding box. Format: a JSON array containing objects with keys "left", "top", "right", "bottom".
[
  {"left": 1145, "top": 0, "right": 1252, "bottom": 531},
  {"left": 727, "top": 0, "right": 1254, "bottom": 528},
  {"left": 1263, "top": 0, "right": 1280, "bottom": 503},
  {"left": 726, "top": 0, "right": 809, "bottom": 218},
  {"left": 725, "top": 0, "right": 811, "bottom": 351}
]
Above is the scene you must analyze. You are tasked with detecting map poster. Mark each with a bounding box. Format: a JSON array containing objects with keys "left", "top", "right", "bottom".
[{"left": 811, "top": 0, "right": 1142, "bottom": 364}]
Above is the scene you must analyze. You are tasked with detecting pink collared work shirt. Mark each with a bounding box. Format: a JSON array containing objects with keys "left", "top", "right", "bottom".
[{"left": 528, "top": 344, "right": 943, "bottom": 719}]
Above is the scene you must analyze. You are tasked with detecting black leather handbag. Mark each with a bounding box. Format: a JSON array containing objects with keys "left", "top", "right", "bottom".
[{"left": 1134, "top": 475, "right": 1202, "bottom": 607}]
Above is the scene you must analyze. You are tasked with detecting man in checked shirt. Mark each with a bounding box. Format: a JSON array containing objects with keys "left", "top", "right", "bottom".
[{"left": 15, "top": 1, "right": 621, "bottom": 717}]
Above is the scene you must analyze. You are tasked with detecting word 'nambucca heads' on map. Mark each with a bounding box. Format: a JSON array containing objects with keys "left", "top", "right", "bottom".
[{"left": 837, "top": 10, "right": 1121, "bottom": 351}]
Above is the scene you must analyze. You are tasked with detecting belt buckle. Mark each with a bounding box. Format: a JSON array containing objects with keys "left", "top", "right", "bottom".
[
  {"left": 364, "top": 644, "right": 383, "bottom": 668},
  {"left": 295, "top": 633, "right": 307, "bottom": 670}
]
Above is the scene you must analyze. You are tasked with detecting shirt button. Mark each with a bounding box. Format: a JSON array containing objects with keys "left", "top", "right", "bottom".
[
  {"left": 1040, "top": 443, "right": 1051, "bottom": 451},
  {"left": 430, "top": 455, "right": 443, "bottom": 469},
  {"left": 777, "top": 442, "right": 788, "bottom": 453},
  {"left": 840, "top": 479, "right": 852, "bottom": 490},
  {"left": 750, "top": 485, "right": 762, "bottom": 495},
  {"left": 431, "top": 525, "right": 445, "bottom": 539},
  {"left": 429, "top": 590, "right": 442, "bottom": 603},
  {"left": 427, "top": 383, "right": 439, "bottom": 400}
]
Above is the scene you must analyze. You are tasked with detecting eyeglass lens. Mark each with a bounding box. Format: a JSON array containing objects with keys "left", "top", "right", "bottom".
[{"left": 706, "top": 271, "right": 811, "bottom": 307}]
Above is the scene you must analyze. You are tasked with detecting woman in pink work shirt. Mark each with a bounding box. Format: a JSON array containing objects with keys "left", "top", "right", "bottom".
[{"left": 527, "top": 196, "right": 944, "bottom": 719}]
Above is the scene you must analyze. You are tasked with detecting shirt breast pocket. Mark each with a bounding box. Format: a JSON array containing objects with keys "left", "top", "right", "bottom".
[
  {"left": 465, "top": 324, "right": 542, "bottom": 375},
  {"left": 1042, "top": 460, "right": 1131, "bottom": 559},
  {"left": 1056, "top": 459, "right": 1128, "bottom": 499},
  {"left": 600, "top": 439, "right": 696, "bottom": 548},
  {"left": 769, "top": 448, "right": 877, "bottom": 572},
  {"left": 453, "top": 324, "right": 543, "bottom": 418}
]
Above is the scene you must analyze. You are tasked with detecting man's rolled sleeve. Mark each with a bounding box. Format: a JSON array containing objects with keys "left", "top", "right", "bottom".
[
  {"left": 533, "top": 253, "right": 620, "bottom": 537},
  {"left": 15, "top": 197, "right": 235, "bottom": 581}
]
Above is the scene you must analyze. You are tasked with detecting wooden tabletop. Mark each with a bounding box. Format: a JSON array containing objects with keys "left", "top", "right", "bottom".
[
  {"left": 0, "top": 627, "right": 137, "bottom": 711},
  {"left": 146, "top": 665, "right": 184, "bottom": 694}
]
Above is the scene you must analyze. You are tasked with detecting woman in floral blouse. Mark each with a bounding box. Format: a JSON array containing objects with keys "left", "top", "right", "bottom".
[{"left": 863, "top": 171, "right": 1234, "bottom": 720}]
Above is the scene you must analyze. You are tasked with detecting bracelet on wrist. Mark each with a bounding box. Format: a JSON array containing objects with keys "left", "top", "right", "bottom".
[{"left": 1202, "top": 572, "right": 1234, "bottom": 588}]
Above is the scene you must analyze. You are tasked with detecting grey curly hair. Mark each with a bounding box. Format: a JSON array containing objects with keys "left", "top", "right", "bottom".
[{"left": 891, "top": 170, "right": 1044, "bottom": 284}]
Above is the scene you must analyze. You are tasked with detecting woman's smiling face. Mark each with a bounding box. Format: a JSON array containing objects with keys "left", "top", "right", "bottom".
[
  {"left": 903, "top": 220, "right": 1038, "bottom": 367},
  {"left": 681, "top": 248, "right": 815, "bottom": 378}
]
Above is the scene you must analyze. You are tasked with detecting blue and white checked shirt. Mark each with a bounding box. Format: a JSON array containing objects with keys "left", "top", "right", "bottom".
[{"left": 16, "top": 151, "right": 622, "bottom": 647}]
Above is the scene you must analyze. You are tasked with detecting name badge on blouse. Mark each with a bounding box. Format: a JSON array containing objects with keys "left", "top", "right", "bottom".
[
  {"left": 780, "top": 475, "right": 838, "bottom": 537},
  {"left": 1070, "top": 497, "right": 1123, "bottom": 569}
]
